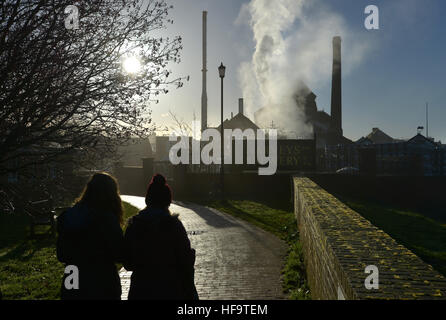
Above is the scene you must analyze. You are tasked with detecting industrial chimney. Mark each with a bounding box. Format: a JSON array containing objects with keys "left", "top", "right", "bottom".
[
  {"left": 201, "top": 11, "right": 208, "bottom": 132},
  {"left": 238, "top": 98, "right": 244, "bottom": 115},
  {"left": 330, "top": 36, "right": 342, "bottom": 136}
]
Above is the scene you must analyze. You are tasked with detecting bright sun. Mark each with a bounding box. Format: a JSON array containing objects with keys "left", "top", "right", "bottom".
[{"left": 123, "top": 56, "right": 141, "bottom": 74}]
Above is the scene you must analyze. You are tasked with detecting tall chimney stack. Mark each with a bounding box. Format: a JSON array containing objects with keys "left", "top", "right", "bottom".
[
  {"left": 238, "top": 98, "right": 244, "bottom": 115},
  {"left": 330, "top": 36, "right": 342, "bottom": 135},
  {"left": 201, "top": 11, "right": 208, "bottom": 132}
]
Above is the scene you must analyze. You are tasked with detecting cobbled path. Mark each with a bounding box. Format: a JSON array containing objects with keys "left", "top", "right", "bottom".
[{"left": 119, "top": 195, "right": 287, "bottom": 300}]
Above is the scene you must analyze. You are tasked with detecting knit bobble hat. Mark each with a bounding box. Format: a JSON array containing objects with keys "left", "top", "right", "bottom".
[{"left": 145, "top": 174, "right": 172, "bottom": 208}]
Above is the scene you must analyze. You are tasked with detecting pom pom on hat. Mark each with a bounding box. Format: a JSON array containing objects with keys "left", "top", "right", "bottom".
[
  {"left": 151, "top": 174, "right": 166, "bottom": 186},
  {"left": 145, "top": 173, "right": 172, "bottom": 208}
]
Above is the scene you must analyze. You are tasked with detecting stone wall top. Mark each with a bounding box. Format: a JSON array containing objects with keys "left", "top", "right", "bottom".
[{"left": 294, "top": 177, "right": 446, "bottom": 300}]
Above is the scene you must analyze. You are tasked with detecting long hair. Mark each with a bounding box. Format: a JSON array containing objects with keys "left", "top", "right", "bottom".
[{"left": 75, "top": 172, "right": 124, "bottom": 225}]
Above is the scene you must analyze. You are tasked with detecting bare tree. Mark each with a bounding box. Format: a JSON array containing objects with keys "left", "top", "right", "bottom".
[
  {"left": 0, "top": 0, "right": 187, "bottom": 174},
  {"left": 165, "top": 110, "right": 194, "bottom": 137}
]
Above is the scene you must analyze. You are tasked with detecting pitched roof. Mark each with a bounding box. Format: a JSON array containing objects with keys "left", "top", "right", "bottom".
[
  {"left": 216, "top": 113, "right": 259, "bottom": 131},
  {"left": 355, "top": 136, "right": 373, "bottom": 145},
  {"left": 407, "top": 133, "right": 437, "bottom": 146},
  {"left": 365, "top": 128, "right": 395, "bottom": 144}
]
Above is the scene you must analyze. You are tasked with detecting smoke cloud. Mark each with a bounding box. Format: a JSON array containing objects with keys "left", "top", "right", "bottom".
[{"left": 237, "top": 0, "right": 370, "bottom": 138}]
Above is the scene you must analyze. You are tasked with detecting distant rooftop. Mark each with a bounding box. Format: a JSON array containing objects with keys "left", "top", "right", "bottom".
[
  {"left": 216, "top": 112, "right": 259, "bottom": 131},
  {"left": 364, "top": 127, "right": 395, "bottom": 144}
]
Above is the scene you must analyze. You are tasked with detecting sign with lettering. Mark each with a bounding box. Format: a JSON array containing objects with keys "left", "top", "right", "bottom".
[{"left": 277, "top": 140, "right": 316, "bottom": 171}]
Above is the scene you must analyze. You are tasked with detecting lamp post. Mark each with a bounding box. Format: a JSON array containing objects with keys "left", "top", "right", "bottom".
[{"left": 218, "top": 62, "right": 226, "bottom": 201}]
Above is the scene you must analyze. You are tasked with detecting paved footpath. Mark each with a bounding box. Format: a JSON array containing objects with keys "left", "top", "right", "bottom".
[{"left": 119, "top": 195, "right": 288, "bottom": 300}]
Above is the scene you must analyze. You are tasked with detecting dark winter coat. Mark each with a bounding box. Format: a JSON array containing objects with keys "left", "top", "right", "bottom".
[
  {"left": 123, "top": 207, "right": 198, "bottom": 300},
  {"left": 56, "top": 203, "right": 124, "bottom": 300}
]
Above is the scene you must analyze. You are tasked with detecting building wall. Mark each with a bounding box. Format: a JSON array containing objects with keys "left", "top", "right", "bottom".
[
  {"left": 321, "top": 141, "right": 445, "bottom": 176},
  {"left": 294, "top": 177, "right": 446, "bottom": 299}
]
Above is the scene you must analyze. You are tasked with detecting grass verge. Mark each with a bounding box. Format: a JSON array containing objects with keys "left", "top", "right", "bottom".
[
  {"left": 184, "top": 197, "right": 311, "bottom": 300},
  {"left": 0, "top": 201, "right": 139, "bottom": 300}
]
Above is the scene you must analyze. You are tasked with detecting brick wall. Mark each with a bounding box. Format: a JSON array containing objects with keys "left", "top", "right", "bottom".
[
  {"left": 114, "top": 166, "right": 146, "bottom": 197},
  {"left": 294, "top": 177, "right": 446, "bottom": 300},
  {"left": 114, "top": 158, "right": 154, "bottom": 197},
  {"left": 174, "top": 172, "right": 293, "bottom": 202}
]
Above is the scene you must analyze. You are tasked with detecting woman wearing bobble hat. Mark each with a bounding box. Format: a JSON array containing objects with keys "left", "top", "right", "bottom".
[{"left": 123, "top": 174, "right": 198, "bottom": 300}]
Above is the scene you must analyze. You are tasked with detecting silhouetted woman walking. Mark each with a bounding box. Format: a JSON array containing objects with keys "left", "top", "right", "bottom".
[
  {"left": 123, "top": 174, "right": 198, "bottom": 300},
  {"left": 57, "top": 172, "right": 124, "bottom": 300}
]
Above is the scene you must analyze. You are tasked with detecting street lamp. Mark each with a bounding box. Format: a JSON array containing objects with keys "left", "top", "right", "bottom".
[{"left": 218, "top": 62, "right": 226, "bottom": 201}]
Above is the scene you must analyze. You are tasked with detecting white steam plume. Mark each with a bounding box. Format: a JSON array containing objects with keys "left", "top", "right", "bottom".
[{"left": 237, "top": 0, "right": 370, "bottom": 138}]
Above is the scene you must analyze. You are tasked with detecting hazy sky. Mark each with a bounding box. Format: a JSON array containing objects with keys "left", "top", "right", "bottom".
[{"left": 150, "top": 0, "right": 446, "bottom": 142}]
